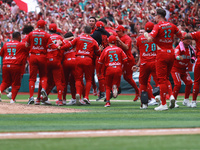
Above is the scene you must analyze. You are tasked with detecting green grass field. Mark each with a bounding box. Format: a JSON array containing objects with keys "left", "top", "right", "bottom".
[{"left": 0, "top": 94, "right": 200, "bottom": 150}]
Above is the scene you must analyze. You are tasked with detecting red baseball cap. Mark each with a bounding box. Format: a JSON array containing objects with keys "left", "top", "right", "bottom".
[
  {"left": 96, "top": 21, "right": 104, "bottom": 28},
  {"left": 145, "top": 22, "right": 154, "bottom": 31},
  {"left": 37, "top": 20, "right": 47, "bottom": 28},
  {"left": 115, "top": 25, "right": 125, "bottom": 32},
  {"left": 108, "top": 35, "right": 117, "bottom": 44},
  {"left": 49, "top": 23, "right": 57, "bottom": 31}
]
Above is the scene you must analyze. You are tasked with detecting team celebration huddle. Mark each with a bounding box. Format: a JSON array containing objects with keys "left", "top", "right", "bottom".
[{"left": 0, "top": 0, "right": 200, "bottom": 111}]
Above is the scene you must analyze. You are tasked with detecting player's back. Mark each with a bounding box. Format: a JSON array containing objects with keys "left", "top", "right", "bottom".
[
  {"left": 137, "top": 35, "right": 157, "bottom": 63},
  {"left": 27, "top": 29, "right": 50, "bottom": 54},
  {"left": 1, "top": 40, "right": 27, "bottom": 65},
  {"left": 150, "top": 21, "right": 181, "bottom": 49},
  {"left": 47, "top": 34, "right": 63, "bottom": 59},
  {"left": 102, "top": 45, "right": 127, "bottom": 67},
  {"left": 73, "top": 34, "right": 100, "bottom": 58}
]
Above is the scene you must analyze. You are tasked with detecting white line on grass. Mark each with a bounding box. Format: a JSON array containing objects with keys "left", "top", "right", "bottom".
[{"left": 0, "top": 128, "right": 200, "bottom": 139}]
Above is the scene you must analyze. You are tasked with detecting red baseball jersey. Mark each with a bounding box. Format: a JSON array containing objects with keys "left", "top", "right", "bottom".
[
  {"left": 21, "top": 34, "right": 28, "bottom": 43},
  {"left": 98, "top": 45, "right": 127, "bottom": 68},
  {"left": 61, "top": 34, "right": 101, "bottom": 58},
  {"left": 0, "top": 40, "right": 29, "bottom": 65},
  {"left": 119, "top": 34, "right": 134, "bottom": 60},
  {"left": 149, "top": 21, "right": 182, "bottom": 49},
  {"left": 173, "top": 45, "right": 191, "bottom": 70},
  {"left": 47, "top": 33, "right": 64, "bottom": 59},
  {"left": 190, "top": 31, "right": 200, "bottom": 57},
  {"left": 63, "top": 40, "right": 76, "bottom": 60},
  {"left": 136, "top": 35, "right": 157, "bottom": 64},
  {"left": 26, "top": 29, "right": 54, "bottom": 54}
]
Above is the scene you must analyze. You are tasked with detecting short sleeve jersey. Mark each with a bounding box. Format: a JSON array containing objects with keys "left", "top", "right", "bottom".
[
  {"left": 63, "top": 39, "right": 76, "bottom": 60},
  {"left": 149, "top": 21, "right": 182, "bottom": 49},
  {"left": 62, "top": 34, "right": 101, "bottom": 58},
  {"left": 119, "top": 34, "right": 134, "bottom": 60},
  {"left": 26, "top": 29, "right": 51, "bottom": 54},
  {"left": 47, "top": 34, "right": 64, "bottom": 59},
  {"left": 190, "top": 31, "right": 200, "bottom": 57},
  {"left": 136, "top": 35, "right": 157, "bottom": 64},
  {"left": 173, "top": 45, "right": 191, "bottom": 69},
  {"left": 98, "top": 45, "right": 127, "bottom": 68},
  {"left": 0, "top": 40, "right": 28, "bottom": 65}
]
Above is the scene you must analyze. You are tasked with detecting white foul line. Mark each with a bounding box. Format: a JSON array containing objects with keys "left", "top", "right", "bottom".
[{"left": 0, "top": 128, "right": 200, "bottom": 139}]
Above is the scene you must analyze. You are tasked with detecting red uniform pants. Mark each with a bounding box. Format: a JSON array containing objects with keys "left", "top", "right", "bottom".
[
  {"left": 156, "top": 50, "right": 174, "bottom": 105},
  {"left": 0, "top": 64, "right": 22, "bottom": 100},
  {"left": 105, "top": 66, "right": 122, "bottom": 101},
  {"left": 29, "top": 54, "right": 47, "bottom": 98},
  {"left": 171, "top": 67, "right": 192, "bottom": 100},
  {"left": 75, "top": 56, "right": 93, "bottom": 99}
]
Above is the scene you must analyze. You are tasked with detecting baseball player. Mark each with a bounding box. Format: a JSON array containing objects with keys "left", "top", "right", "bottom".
[
  {"left": 0, "top": 32, "right": 29, "bottom": 103},
  {"left": 133, "top": 22, "right": 158, "bottom": 109},
  {"left": 144, "top": 9, "right": 182, "bottom": 111},
  {"left": 171, "top": 34, "right": 194, "bottom": 108},
  {"left": 60, "top": 26, "right": 101, "bottom": 105},
  {"left": 115, "top": 25, "right": 140, "bottom": 101},
  {"left": 26, "top": 20, "right": 58, "bottom": 104},
  {"left": 91, "top": 21, "right": 110, "bottom": 101},
  {"left": 98, "top": 35, "right": 127, "bottom": 107}
]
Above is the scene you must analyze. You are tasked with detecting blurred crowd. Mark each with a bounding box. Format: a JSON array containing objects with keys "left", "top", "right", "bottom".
[{"left": 0, "top": 0, "right": 200, "bottom": 67}]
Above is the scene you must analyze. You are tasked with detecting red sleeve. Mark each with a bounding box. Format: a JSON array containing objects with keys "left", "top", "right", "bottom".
[
  {"left": 26, "top": 33, "right": 31, "bottom": 45},
  {"left": 174, "top": 45, "right": 180, "bottom": 58},
  {"left": 60, "top": 40, "right": 74, "bottom": 50},
  {"left": 149, "top": 24, "right": 159, "bottom": 39},
  {"left": 121, "top": 50, "right": 128, "bottom": 64},
  {"left": 124, "top": 36, "right": 132, "bottom": 48},
  {"left": 94, "top": 40, "right": 101, "bottom": 56}
]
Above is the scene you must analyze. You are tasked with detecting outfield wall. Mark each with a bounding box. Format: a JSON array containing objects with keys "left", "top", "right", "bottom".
[{"left": 0, "top": 72, "right": 194, "bottom": 94}]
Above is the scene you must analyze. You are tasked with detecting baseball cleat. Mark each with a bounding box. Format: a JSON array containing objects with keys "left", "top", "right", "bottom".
[
  {"left": 104, "top": 102, "right": 111, "bottom": 107},
  {"left": 96, "top": 92, "right": 106, "bottom": 101},
  {"left": 83, "top": 98, "right": 90, "bottom": 104},
  {"left": 154, "top": 104, "right": 168, "bottom": 111},
  {"left": 10, "top": 99, "right": 16, "bottom": 103},
  {"left": 35, "top": 99, "right": 40, "bottom": 105},
  {"left": 56, "top": 100, "right": 63, "bottom": 106},
  {"left": 66, "top": 99, "right": 76, "bottom": 105},
  {"left": 41, "top": 88, "right": 48, "bottom": 100},
  {"left": 28, "top": 97, "right": 34, "bottom": 104},
  {"left": 7, "top": 92, "right": 12, "bottom": 99},
  {"left": 169, "top": 95, "right": 175, "bottom": 109}
]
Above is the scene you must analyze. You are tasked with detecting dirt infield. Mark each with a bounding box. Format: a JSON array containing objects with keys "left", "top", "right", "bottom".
[{"left": 0, "top": 102, "right": 87, "bottom": 114}]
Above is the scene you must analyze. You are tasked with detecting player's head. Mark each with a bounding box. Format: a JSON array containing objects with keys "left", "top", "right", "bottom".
[
  {"left": 155, "top": 9, "right": 166, "bottom": 22},
  {"left": 12, "top": 31, "right": 21, "bottom": 41},
  {"left": 182, "top": 32, "right": 191, "bottom": 46},
  {"left": 22, "top": 25, "right": 34, "bottom": 35},
  {"left": 108, "top": 35, "right": 117, "bottom": 45},
  {"left": 64, "top": 32, "right": 74, "bottom": 41},
  {"left": 37, "top": 20, "right": 47, "bottom": 29},
  {"left": 84, "top": 25, "right": 92, "bottom": 34},
  {"left": 115, "top": 25, "right": 125, "bottom": 37},
  {"left": 145, "top": 22, "right": 154, "bottom": 33},
  {"left": 139, "top": 29, "right": 145, "bottom": 36},
  {"left": 89, "top": 17, "right": 96, "bottom": 29},
  {"left": 99, "top": 18, "right": 107, "bottom": 26},
  {"left": 96, "top": 21, "right": 104, "bottom": 29},
  {"left": 49, "top": 23, "right": 57, "bottom": 33}
]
